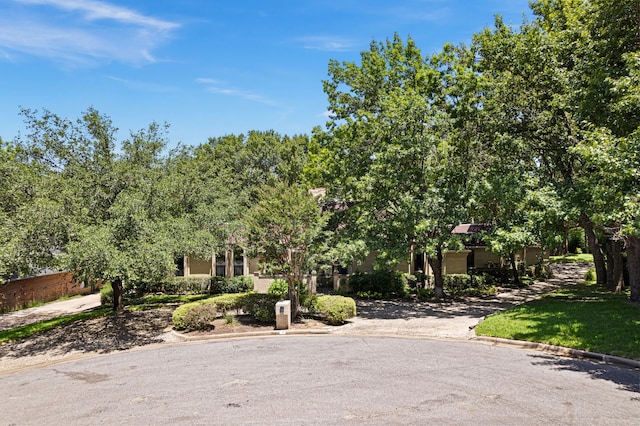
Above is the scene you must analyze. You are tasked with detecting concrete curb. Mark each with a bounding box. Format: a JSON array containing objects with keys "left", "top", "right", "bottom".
[
  {"left": 171, "top": 328, "right": 331, "bottom": 342},
  {"left": 473, "top": 335, "right": 640, "bottom": 369}
]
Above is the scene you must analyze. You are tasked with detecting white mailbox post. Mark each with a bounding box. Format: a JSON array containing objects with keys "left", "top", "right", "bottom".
[{"left": 275, "top": 300, "right": 291, "bottom": 330}]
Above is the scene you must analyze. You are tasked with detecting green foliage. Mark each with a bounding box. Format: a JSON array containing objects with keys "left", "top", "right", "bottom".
[
  {"left": 173, "top": 303, "right": 218, "bottom": 331},
  {"left": 584, "top": 268, "right": 597, "bottom": 282},
  {"left": 147, "top": 276, "right": 212, "bottom": 295},
  {"left": 550, "top": 253, "right": 595, "bottom": 264},
  {"left": 172, "top": 293, "right": 246, "bottom": 330},
  {"left": 567, "top": 228, "right": 586, "bottom": 254},
  {"left": 312, "top": 295, "right": 356, "bottom": 325},
  {"left": 210, "top": 276, "right": 254, "bottom": 295},
  {"left": 267, "top": 279, "right": 289, "bottom": 299},
  {"left": 244, "top": 181, "right": 328, "bottom": 316},
  {"left": 240, "top": 293, "right": 280, "bottom": 323},
  {"left": 347, "top": 270, "right": 407, "bottom": 297},
  {"left": 100, "top": 282, "right": 113, "bottom": 306},
  {"left": 412, "top": 274, "right": 497, "bottom": 299}
]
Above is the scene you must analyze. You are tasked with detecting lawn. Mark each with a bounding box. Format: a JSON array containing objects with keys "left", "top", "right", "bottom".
[
  {"left": 549, "top": 253, "right": 594, "bottom": 263},
  {"left": 476, "top": 281, "right": 640, "bottom": 360}
]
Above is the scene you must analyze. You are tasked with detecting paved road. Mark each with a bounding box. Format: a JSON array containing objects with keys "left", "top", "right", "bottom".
[{"left": 1, "top": 336, "right": 638, "bottom": 425}]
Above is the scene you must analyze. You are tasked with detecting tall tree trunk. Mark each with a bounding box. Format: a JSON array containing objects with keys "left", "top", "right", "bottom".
[
  {"left": 605, "top": 239, "right": 624, "bottom": 293},
  {"left": 580, "top": 214, "right": 607, "bottom": 287},
  {"left": 112, "top": 277, "right": 124, "bottom": 312},
  {"left": 429, "top": 247, "right": 445, "bottom": 298},
  {"left": 626, "top": 236, "right": 640, "bottom": 303}
]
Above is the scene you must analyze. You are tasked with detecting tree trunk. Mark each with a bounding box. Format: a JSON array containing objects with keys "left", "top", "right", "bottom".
[
  {"left": 429, "top": 247, "right": 445, "bottom": 298},
  {"left": 626, "top": 235, "right": 640, "bottom": 303},
  {"left": 509, "top": 254, "right": 521, "bottom": 287},
  {"left": 580, "top": 214, "right": 607, "bottom": 287},
  {"left": 605, "top": 239, "right": 624, "bottom": 292},
  {"left": 112, "top": 277, "right": 124, "bottom": 312},
  {"left": 287, "top": 274, "right": 300, "bottom": 319}
]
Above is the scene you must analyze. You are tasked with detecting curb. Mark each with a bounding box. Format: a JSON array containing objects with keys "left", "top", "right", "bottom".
[
  {"left": 473, "top": 336, "right": 640, "bottom": 369},
  {"left": 171, "top": 328, "right": 331, "bottom": 342}
]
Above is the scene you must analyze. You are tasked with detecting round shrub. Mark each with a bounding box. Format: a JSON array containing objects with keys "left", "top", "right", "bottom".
[
  {"left": 172, "top": 294, "right": 245, "bottom": 330},
  {"left": 584, "top": 267, "right": 597, "bottom": 282},
  {"left": 173, "top": 303, "right": 219, "bottom": 331},
  {"left": 313, "top": 295, "right": 356, "bottom": 325}
]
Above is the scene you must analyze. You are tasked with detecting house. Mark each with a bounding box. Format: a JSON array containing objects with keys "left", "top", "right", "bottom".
[{"left": 179, "top": 249, "right": 318, "bottom": 294}]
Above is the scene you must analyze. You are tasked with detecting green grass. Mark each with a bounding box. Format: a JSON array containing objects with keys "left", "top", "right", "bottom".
[
  {"left": 476, "top": 282, "right": 640, "bottom": 359},
  {"left": 549, "top": 253, "right": 594, "bottom": 263},
  {"left": 0, "top": 309, "right": 111, "bottom": 344}
]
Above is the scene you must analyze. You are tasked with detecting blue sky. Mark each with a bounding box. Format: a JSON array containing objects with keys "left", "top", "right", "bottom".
[{"left": 0, "top": 0, "right": 532, "bottom": 147}]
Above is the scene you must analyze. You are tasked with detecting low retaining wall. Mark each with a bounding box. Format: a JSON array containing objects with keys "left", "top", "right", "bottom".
[{"left": 0, "top": 272, "right": 93, "bottom": 312}]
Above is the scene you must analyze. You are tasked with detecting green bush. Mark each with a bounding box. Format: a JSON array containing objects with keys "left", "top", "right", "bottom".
[
  {"left": 267, "top": 279, "right": 289, "bottom": 299},
  {"left": 174, "top": 304, "right": 220, "bottom": 331},
  {"left": 348, "top": 270, "right": 407, "bottom": 297},
  {"left": 150, "top": 276, "right": 211, "bottom": 295},
  {"left": 240, "top": 293, "right": 280, "bottom": 323},
  {"left": 100, "top": 282, "right": 113, "bottom": 306},
  {"left": 210, "top": 276, "right": 254, "bottom": 295},
  {"left": 208, "top": 293, "right": 245, "bottom": 314},
  {"left": 584, "top": 267, "right": 597, "bottom": 282},
  {"left": 172, "top": 294, "right": 246, "bottom": 330},
  {"left": 313, "top": 295, "right": 356, "bottom": 325}
]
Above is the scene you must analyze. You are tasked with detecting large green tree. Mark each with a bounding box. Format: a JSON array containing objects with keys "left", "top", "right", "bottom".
[
  {"left": 321, "top": 35, "right": 483, "bottom": 297},
  {"left": 474, "top": 0, "right": 640, "bottom": 300},
  {"left": 13, "top": 109, "right": 188, "bottom": 310},
  {"left": 244, "top": 182, "right": 327, "bottom": 317}
]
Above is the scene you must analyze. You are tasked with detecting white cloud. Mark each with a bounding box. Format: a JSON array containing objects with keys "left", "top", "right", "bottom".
[
  {"left": 296, "top": 36, "right": 357, "bottom": 52},
  {"left": 107, "top": 76, "right": 179, "bottom": 93},
  {"left": 0, "top": 0, "right": 180, "bottom": 65},
  {"left": 196, "top": 78, "right": 278, "bottom": 106},
  {"left": 16, "top": 0, "right": 180, "bottom": 31}
]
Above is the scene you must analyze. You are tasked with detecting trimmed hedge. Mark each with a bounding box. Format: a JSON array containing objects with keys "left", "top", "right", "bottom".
[
  {"left": 347, "top": 270, "right": 407, "bottom": 297},
  {"left": 312, "top": 295, "right": 356, "bottom": 325},
  {"left": 210, "top": 276, "right": 254, "bottom": 295},
  {"left": 134, "top": 275, "right": 255, "bottom": 296}
]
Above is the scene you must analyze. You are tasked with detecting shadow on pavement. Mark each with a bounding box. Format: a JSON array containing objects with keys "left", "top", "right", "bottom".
[{"left": 528, "top": 353, "right": 640, "bottom": 394}]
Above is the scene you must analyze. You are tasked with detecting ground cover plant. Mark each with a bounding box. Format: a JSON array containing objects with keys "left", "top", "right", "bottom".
[{"left": 475, "top": 281, "right": 640, "bottom": 359}]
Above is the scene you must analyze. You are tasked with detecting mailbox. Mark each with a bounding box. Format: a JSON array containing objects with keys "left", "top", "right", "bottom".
[{"left": 275, "top": 300, "right": 291, "bottom": 330}]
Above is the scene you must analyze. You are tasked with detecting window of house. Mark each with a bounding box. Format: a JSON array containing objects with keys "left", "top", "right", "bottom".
[
  {"left": 233, "top": 248, "right": 244, "bottom": 276},
  {"left": 215, "top": 255, "right": 226, "bottom": 277}
]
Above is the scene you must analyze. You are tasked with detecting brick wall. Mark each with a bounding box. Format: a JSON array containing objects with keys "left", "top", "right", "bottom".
[{"left": 0, "top": 273, "right": 93, "bottom": 312}]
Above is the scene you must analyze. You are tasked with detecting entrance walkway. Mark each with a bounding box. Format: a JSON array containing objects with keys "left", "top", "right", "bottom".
[{"left": 0, "top": 293, "right": 101, "bottom": 332}]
